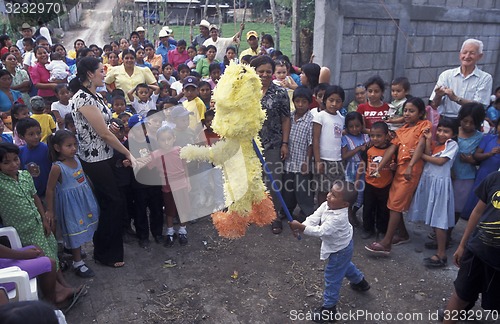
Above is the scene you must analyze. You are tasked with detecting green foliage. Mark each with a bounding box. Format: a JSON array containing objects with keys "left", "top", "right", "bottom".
[{"left": 169, "top": 22, "right": 293, "bottom": 58}]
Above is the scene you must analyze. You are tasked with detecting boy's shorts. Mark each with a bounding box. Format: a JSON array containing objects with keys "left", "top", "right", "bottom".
[
  {"left": 454, "top": 248, "right": 500, "bottom": 311},
  {"left": 314, "top": 160, "right": 345, "bottom": 193}
]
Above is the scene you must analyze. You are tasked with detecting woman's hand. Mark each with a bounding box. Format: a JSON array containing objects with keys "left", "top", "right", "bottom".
[{"left": 404, "top": 165, "right": 413, "bottom": 181}]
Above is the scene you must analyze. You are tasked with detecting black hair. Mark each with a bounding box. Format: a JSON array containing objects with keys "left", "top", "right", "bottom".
[
  {"left": 146, "top": 109, "right": 162, "bottom": 118},
  {"left": 323, "top": 85, "right": 345, "bottom": 104},
  {"left": 11, "top": 103, "right": 29, "bottom": 130},
  {"left": 209, "top": 62, "right": 221, "bottom": 73},
  {"left": 391, "top": 77, "right": 410, "bottom": 92},
  {"left": 135, "top": 83, "right": 149, "bottom": 92},
  {"left": 332, "top": 180, "right": 358, "bottom": 207},
  {"left": 47, "top": 130, "right": 77, "bottom": 162},
  {"left": 364, "top": 75, "right": 386, "bottom": 93},
  {"left": 33, "top": 45, "right": 49, "bottom": 57},
  {"left": 111, "top": 89, "right": 125, "bottom": 98},
  {"left": 50, "top": 52, "right": 63, "bottom": 61},
  {"left": 51, "top": 43, "right": 66, "bottom": 54},
  {"left": 223, "top": 45, "right": 237, "bottom": 65},
  {"left": 121, "top": 48, "right": 136, "bottom": 58},
  {"left": 190, "top": 71, "right": 202, "bottom": 79},
  {"left": 0, "top": 69, "right": 11, "bottom": 79},
  {"left": 150, "top": 67, "right": 160, "bottom": 74},
  {"left": 16, "top": 118, "right": 41, "bottom": 137},
  {"left": 261, "top": 34, "right": 275, "bottom": 48},
  {"left": 301, "top": 63, "right": 321, "bottom": 90},
  {"left": 64, "top": 113, "right": 74, "bottom": 128},
  {"left": 250, "top": 55, "right": 275, "bottom": 73},
  {"left": 102, "top": 44, "right": 112, "bottom": 52},
  {"left": 187, "top": 45, "right": 196, "bottom": 52},
  {"left": 76, "top": 47, "right": 93, "bottom": 59},
  {"left": 198, "top": 45, "right": 207, "bottom": 54},
  {"left": 314, "top": 83, "right": 329, "bottom": 96},
  {"left": 0, "top": 142, "right": 20, "bottom": 162},
  {"left": 402, "top": 97, "right": 426, "bottom": 120},
  {"left": 0, "top": 301, "right": 58, "bottom": 323},
  {"left": 292, "top": 86, "right": 313, "bottom": 103},
  {"left": 54, "top": 83, "right": 70, "bottom": 95},
  {"left": 35, "top": 36, "right": 48, "bottom": 45},
  {"left": 457, "top": 102, "right": 485, "bottom": 131},
  {"left": 110, "top": 117, "right": 124, "bottom": 128},
  {"left": 206, "top": 45, "right": 217, "bottom": 53},
  {"left": 177, "top": 39, "right": 187, "bottom": 47},
  {"left": 2, "top": 51, "right": 14, "bottom": 62},
  {"left": 204, "top": 109, "right": 215, "bottom": 119},
  {"left": 23, "top": 37, "right": 34, "bottom": 46},
  {"left": 129, "top": 31, "right": 140, "bottom": 39},
  {"left": 0, "top": 34, "right": 10, "bottom": 47},
  {"left": 107, "top": 50, "right": 120, "bottom": 60},
  {"left": 144, "top": 43, "right": 155, "bottom": 51},
  {"left": 241, "top": 55, "right": 252, "bottom": 64},
  {"left": 371, "top": 121, "right": 389, "bottom": 134},
  {"left": 198, "top": 81, "right": 211, "bottom": 90},
  {"left": 437, "top": 117, "right": 458, "bottom": 135},
  {"left": 156, "top": 125, "right": 175, "bottom": 141},
  {"left": 177, "top": 63, "right": 189, "bottom": 73},
  {"left": 69, "top": 57, "right": 101, "bottom": 93},
  {"left": 111, "top": 95, "right": 126, "bottom": 104},
  {"left": 345, "top": 111, "right": 364, "bottom": 128},
  {"left": 162, "top": 62, "right": 173, "bottom": 71},
  {"left": 74, "top": 39, "right": 86, "bottom": 47},
  {"left": 118, "top": 112, "right": 131, "bottom": 119}
]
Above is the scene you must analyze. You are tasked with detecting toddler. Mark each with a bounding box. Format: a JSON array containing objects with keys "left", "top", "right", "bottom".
[
  {"left": 386, "top": 77, "right": 410, "bottom": 131},
  {"left": 45, "top": 52, "right": 69, "bottom": 82},
  {"left": 289, "top": 180, "right": 370, "bottom": 322},
  {"left": 10, "top": 103, "right": 30, "bottom": 146},
  {"left": 127, "top": 83, "right": 160, "bottom": 117},
  {"left": 347, "top": 84, "right": 366, "bottom": 113},
  {"left": 51, "top": 84, "right": 72, "bottom": 130},
  {"left": 30, "top": 96, "right": 55, "bottom": 143}
]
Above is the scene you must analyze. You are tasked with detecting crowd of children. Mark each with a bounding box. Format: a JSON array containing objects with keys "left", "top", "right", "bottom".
[{"left": 0, "top": 23, "right": 499, "bottom": 320}]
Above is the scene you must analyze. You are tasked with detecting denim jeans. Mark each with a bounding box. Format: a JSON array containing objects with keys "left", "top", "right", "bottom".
[{"left": 323, "top": 240, "right": 364, "bottom": 307}]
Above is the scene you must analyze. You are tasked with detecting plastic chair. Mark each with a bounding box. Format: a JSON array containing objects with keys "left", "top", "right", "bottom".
[{"left": 0, "top": 227, "right": 38, "bottom": 301}]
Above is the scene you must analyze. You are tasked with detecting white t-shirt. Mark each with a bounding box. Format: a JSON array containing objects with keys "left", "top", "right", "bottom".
[
  {"left": 51, "top": 101, "right": 71, "bottom": 130},
  {"left": 312, "top": 110, "right": 344, "bottom": 161},
  {"left": 22, "top": 50, "right": 37, "bottom": 67},
  {"left": 132, "top": 93, "right": 159, "bottom": 117},
  {"left": 170, "top": 80, "right": 183, "bottom": 96},
  {"left": 202, "top": 37, "right": 236, "bottom": 62}
]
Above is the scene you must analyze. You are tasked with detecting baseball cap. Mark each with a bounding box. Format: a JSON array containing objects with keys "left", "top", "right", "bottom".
[
  {"left": 183, "top": 76, "right": 198, "bottom": 89},
  {"left": 136, "top": 26, "right": 146, "bottom": 32},
  {"left": 246, "top": 31, "right": 258, "bottom": 40},
  {"left": 170, "top": 106, "right": 193, "bottom": 119},
  {"left": 199, "top": 19, "right": 210, "bottom": 29},
  {"left": 128, "top": 114, "right": 145, "bottom": 128}
]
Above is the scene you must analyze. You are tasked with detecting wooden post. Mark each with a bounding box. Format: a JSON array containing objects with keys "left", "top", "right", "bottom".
[
  {"left": 204, "top": 0, "right": 209, "bottom": 19},
  {"left": 269, "top": 0, "right": 280, "bottom": 51},
  {"left": 291, "top": 0, "right": 300, "bottom": 65}
]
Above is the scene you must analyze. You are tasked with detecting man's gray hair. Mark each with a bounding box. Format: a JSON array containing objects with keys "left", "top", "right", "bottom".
[{"left": 461, "top": 38, "right": 483, "bottom": 54}]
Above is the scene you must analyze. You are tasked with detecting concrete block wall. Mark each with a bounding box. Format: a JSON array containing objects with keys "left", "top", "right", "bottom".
[{"left": 313, "top": 0, "right": 500, "bottom": 105}]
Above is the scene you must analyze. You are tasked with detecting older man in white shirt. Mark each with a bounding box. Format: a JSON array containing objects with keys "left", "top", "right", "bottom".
[
  {"left": 429, "top": 38, "right": 492, "bottom": 120},
  {"left": 202, "top": 24, "right": 242, "bottom": 62}
]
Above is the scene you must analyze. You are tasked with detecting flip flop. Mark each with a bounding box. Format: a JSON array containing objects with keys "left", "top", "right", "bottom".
[
  {"left": 365, "top": 242, "right": 391, "bottom": 256},
  {"left": 94, "top": 258, "right": 125, "bottom": 268},
  {"left": 62, "top": 286, "right": 87, "bottom": 314},
  {"left": 392, "top": 235, "right": 410, "bottom": 246}
]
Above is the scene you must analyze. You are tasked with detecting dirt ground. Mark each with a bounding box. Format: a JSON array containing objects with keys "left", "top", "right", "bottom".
[{"left": 60, "top": 214, "right": 497, "bottom": 324}]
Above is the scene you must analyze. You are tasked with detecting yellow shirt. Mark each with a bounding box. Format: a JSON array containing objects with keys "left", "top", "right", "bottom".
[
  {"left": 31, "top": 114, "right": 56, "bottom": 143},
  {"left": 239, "top": 47, "right": 259, "bottom": 61},
  {"left": 183, "top": 97, "right": 206, "bottom": 130},
  {"left": 145, "top": 54, "right": 163, "bottom": 69},
  {"left": 67, "top": 50, "right": 77, "bottom": 59},
  {"left": 104, "top": 65, "right": 156, "bottom": 104}
]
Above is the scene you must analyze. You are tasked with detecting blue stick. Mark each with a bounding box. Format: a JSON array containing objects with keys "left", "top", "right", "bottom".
[{"left": 252, "top": 139, "right": 301, "bottom": 240}]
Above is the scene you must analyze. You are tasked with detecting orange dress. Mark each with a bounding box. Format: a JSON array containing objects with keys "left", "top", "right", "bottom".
[{"left": 387, "top": 119, "right": 432, "bottom": 212}]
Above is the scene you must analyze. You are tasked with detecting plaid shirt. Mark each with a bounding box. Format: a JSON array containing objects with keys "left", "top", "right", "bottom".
[{"left": 285, "top": 110, "right": 313, "bottom": 173}]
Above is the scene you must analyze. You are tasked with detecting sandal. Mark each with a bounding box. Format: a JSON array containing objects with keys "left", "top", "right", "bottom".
[
  {"left": 364, "top": 242, "right": 391, "bottom": 256},
  {"left": 392, "top": 235, "right": 410, "bottom": 246},
  {"left": 271, "top": 219, "right": 282, "bottom": 234},
  {"left": 423, "top": 255, "right": 447, "bottom": 268}
]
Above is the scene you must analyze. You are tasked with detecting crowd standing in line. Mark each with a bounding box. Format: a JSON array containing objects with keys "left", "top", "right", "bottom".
[{"left": 0, "top": 19, "right": 498, "bottom": 323}]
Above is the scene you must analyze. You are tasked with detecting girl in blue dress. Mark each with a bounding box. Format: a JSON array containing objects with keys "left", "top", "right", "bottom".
[
  {"left": 461, "top": 120, "right": 500, "bottom": 220},
  {"left": 341, "top": 112, "right": 370, "bottom": 226},
  {"left": 45, "top": 130, "right": 99, "bottom": 278},
  {"left": 408, "top": 118, "right": 458, "bottom": 268}
]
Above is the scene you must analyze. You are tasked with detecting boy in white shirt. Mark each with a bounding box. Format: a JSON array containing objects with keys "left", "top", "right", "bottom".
[
  {"left": 127, "top": 83, "right": 160, "bottom": 117},
  {"left": 290, "top": 180, "right": 370, "bottom": 323}
]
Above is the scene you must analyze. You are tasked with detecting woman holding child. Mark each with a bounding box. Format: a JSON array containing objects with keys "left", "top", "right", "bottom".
[{"left": 70, "top": 57, "right": 135, "bottom": 268}]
